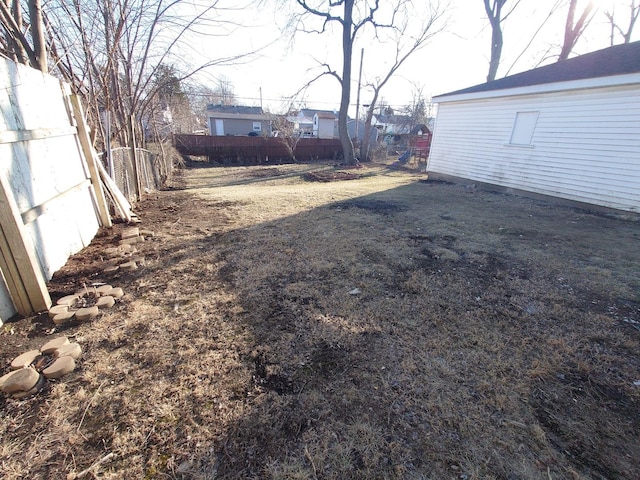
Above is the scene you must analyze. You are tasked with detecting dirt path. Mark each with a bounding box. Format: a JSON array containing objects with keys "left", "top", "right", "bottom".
[{"left": 1, "top": 161, "right": 639, "bottom": 479}]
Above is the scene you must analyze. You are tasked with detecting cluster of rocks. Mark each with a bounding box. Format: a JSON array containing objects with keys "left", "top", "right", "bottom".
[
  {"left": 0, "top": 225, "right": 156, "bottom": 401},
  {"left": 0, "top": 225, "right": 156, "bottom": 400},
  {"left": 102, "top": 226, "right": 153, "bottom": 274},
  {"left": 48, "top": 284, "right": 124, "bottom": 326},
  {"left": 0, "top": 336, "right": 81, "bottom": 399}
]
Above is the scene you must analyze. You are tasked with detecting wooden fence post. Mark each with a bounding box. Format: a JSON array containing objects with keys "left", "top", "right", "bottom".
[
  {"left": 70, "top": 95, "right": 112, "bottom": 228},
  {"left": 0, "top": 228, "right": 32, "bottom": 315},
  {"left": 0, "top": 174, "right": 51, "bottom": 314}
]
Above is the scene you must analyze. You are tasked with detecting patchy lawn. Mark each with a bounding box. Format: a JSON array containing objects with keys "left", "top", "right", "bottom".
[{"left": 1, "top": 159, "right": 640, "bottom": 479}]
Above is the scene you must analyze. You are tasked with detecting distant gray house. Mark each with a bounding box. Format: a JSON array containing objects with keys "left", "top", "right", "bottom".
[
  {"left": 207, "top": 105, "right": 272, "bottom": 136},
  {"left": 428, "top": 41, "right": 640, "bottom": 213},
  {"left": 347, "top": 119, "right": 378, "bottom": 145}
]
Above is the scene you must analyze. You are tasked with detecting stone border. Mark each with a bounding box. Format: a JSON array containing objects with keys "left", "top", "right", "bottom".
[
  {"left": 49, "top": 285, "right": 125, "bottom": 326},
  {"left": 0, "top": 336, "right": 82, "bottom": 399}
]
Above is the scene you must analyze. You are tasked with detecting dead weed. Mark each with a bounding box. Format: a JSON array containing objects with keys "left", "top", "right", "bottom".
[{"left": 1, "top": 161, "right": 639, "bottom": 479}]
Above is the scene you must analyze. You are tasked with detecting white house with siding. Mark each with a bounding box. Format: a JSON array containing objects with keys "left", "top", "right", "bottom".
[
  {"left": 313, "top": 112, "right": 337, "bottom": 139},
  {"left": 428, "top": 41, "right": 640, "bottom": 213}
]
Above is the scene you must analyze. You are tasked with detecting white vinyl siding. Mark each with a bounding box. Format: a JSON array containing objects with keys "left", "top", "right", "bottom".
[{"left": 428, "top": 83, "right": 640, "bottom": 212}]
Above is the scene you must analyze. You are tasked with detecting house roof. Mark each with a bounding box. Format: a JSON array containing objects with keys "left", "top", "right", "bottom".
[
  {"left": 410, "top": 124, "right": 431, "bottom": 135},
  {"left": 373, "top": 114, "right": 411, "bottom": 125},
  {"left": 299, "top": 109, "right": 338, "bottom": 120},
  {"left": 315, "top": 112, "right": 337, "bottom": 119},
  {"left": 207, "top": 105, "right": 264, "bottom": 115},
  {"left": 207, "top": 105, "right": 270, "bottom": 121},
  {"left": 435, "top": 40, "right": 640, "bottom": 99}
]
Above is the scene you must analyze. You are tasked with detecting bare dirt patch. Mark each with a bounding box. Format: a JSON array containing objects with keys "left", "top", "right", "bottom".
[
  {"left": 1, "top": 160, "right": 639, "bottom": 479},
  {"left": 304, "top": 170, "right": 362, "bottom": 182}
]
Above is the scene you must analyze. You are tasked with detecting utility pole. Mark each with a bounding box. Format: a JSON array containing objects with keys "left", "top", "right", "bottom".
[{"left": 354, "top": 48, "right": 364, "bottom": 155}]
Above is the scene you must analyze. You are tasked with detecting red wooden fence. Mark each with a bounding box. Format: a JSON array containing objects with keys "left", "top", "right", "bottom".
[{"left": 174, "top": 135, "right": 343, "bottom": 164}]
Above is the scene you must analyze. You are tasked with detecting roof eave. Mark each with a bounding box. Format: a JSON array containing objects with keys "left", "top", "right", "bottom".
[
  {"left": 207, "top": 113, "right": 271, "bottom": 121},
  {"left": 433, "top": 72, "right": 640, "bottom": 103}
]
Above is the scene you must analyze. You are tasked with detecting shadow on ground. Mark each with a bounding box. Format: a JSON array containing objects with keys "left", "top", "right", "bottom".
[{"left": 7, "top": 163, "right": 640, "bottom": 479}]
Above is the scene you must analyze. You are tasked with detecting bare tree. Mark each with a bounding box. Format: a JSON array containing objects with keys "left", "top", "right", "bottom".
[
  {"left": 401, "top": 83, "right": 434, "bottom": 127},
  {"left": 482, "top": 0, "right": 522, "bottom": 82},
  {"left": 359, "top": 4, "right": 444, "bottom": 161},
  {"left": 28, "top": 0, "right": 47, "bottom": 72},
  {"left": 56, "top": 0, "right": 246, "bottom": 147},
  {"left": 296, "top": 0, "right": 368, "bottom": 165},
  {"left": 185, "top": 84, "right": 220, "bottom": 132},
  {"left": 0, "top": 0, "right": 40, "bottom": 68},
  {"left": 211, "top": 76, "right": 238, "bottom": 106},
  {"left": 558, "top": 0, "right": 596, "bottom": 61},
  {"left": 292, "top": 0, "right": 405, "bottom": 165},
  {"left": 605, "top": 1, "right": 639, "bottom": 45},
  {"left": 145, "top": 64, "right": 196, "bottom": 138},
  {"left": 3, "top": 0, "right": 254, "bottom": 155},
  {"left": 5, "top": 0, "right": 264, "bottom": 202},
  {"left": 270, "top": 112, "right": 302, "bottom": 162},
  {"left": 503, "top": 0, "right": 564, "bottom": 76}
]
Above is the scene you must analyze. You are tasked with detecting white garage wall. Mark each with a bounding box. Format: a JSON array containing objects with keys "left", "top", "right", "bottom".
[{"left": 428, "top": 82, "right": 640, "bottom": 212}]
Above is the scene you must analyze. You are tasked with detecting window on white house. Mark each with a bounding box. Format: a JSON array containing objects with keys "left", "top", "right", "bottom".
[
  {"left": 509, "top": 111, "right": 539, "bottom": 146},
  {"left": 253, "top": 122, "right": 262, "bottom": 132}
]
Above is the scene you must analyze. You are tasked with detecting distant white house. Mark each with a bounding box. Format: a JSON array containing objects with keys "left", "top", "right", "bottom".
[
  {"left": 290, "top": 109, "right": 339, "bottom": 137},
  {"left": 371, "top": 113, "right": 413, "bottom": 135},
  {"left": 313, "top": 112, "right": 336, "bottom": 139},
  {"left": 428, "top": 41, "right": 640, "bottom": 213}
]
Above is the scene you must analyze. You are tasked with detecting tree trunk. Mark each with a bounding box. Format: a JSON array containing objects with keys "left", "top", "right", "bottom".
[
  {"left": 127, "top": 114, "right": 142, "bottom": 201},
  {"left": 558, "top": 0, "right": 577, "bottom": 61},
  {"left": 360, "top": 89, "right": 380, "bottom": 162},
  {"left": 339, "top": 0, "right": 356, "bottom": 165},
  {"left": 28, "top": 0, "right": 47, "bottom": 73},
  {"left": 0, "top": 0, "right": 36, "bottom": 66},
  {"left": 484, "top": 0, "right": 504, "bottom": 82},
  {"left": 10, "top": 0, "right": 27, "bottom": 63},
  {"left": 623, "top": 1, "right": 639, "bottom": 43},
  {"left": 487, "top": 23, "right": 502, "bottom": 81},
  {"left": 559, "top": 0, "right": 594, "bottom": 62}
]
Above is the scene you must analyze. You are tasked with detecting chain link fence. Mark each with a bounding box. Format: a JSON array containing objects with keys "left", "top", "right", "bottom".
[{"left": 99, "top": 147, "right": 173, "bottom": 203}]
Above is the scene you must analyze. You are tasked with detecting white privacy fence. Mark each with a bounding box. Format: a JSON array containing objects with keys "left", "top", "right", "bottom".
[{"left": 0, "top": 58, "right": 110, "bottom": 323}]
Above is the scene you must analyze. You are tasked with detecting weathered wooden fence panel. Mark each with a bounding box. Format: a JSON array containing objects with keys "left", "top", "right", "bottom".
[
  {"left": 0, "top": 59, "right": 106, "bottom": 322},
  {"left": 174, "top": 134, "right": 343, "bottom": 163}
]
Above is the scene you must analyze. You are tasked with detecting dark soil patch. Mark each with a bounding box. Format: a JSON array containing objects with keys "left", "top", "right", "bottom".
[
  {"left": 331, "top": 199, "right": 408, "bottom": 214},
  {"left": 304, "top": 170, "right": 362, "bottom": 182},
  {"left": 246, "top": 167, "right": 288, "bottom": 178},
  {"left": 531, "top": 372, "right": 640, "bottom": 478}
]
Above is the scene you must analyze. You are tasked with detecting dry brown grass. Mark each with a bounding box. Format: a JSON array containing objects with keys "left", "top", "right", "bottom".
[{"left": 1, "top": 159, "right": 639, "bottom": 479}]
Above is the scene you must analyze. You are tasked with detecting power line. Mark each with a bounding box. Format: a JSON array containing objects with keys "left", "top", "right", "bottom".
[{"left": 191, "top": 92, "right": 415, "bottom": 109}]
